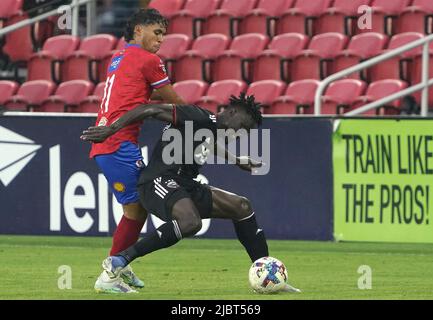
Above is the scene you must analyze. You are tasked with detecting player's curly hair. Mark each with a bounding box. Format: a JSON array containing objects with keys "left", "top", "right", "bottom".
[
  {"left": 228, "top": 92, "right": 263, "bottom": 127},
  {"left": 124, "top": 8, "right": 169, "bottom": 42}
]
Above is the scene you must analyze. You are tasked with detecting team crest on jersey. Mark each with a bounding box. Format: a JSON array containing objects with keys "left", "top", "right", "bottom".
[
  {"left": 109, "top": 55, "right": 124, "bottom": 72},
  {"left": 166, "top": 179, "right": 179, "bottom": 189},
  {"left": 98, "top": 117, "right": 108, "bottom": 126},
  {"left": 113, "top": 182, "right": 126, "bottom": 193}
]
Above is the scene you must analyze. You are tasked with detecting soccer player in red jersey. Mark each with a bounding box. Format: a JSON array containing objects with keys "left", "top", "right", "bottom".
[{"left": 91, "top": 8, "right": 185, "bottom": 293}]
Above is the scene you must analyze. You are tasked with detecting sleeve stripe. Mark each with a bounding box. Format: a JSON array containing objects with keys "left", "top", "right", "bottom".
[{"left": 151, "top": 77, "right": 170, "bottom": 87}]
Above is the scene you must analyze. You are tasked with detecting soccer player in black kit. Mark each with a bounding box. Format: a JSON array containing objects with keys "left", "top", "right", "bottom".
[{"left": 81, "top": 93, "right": 300, "bottom": 293}]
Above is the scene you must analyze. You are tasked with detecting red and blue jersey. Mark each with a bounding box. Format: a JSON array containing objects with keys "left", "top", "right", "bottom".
[{"left": 90, "top": 44, "right": 170, "bottom": 158}]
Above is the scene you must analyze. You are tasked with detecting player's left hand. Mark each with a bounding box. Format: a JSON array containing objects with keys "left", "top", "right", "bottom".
[
  {"left": 80, "top": 126, "right": 114, "bottom": 143},
  {"left": 236, "top": 156, "right": 263, "bottom": 172}
]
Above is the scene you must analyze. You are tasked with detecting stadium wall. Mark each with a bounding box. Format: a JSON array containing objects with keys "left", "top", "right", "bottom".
[{"left": 0, "top": 115, "right": 333, "bottom": 240}]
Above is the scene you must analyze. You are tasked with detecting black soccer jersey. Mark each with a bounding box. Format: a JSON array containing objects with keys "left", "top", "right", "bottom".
[{"left": 138, "top": 105, "right": 217, "bottom": 184}]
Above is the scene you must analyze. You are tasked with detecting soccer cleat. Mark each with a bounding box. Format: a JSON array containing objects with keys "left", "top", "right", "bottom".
[
  {"left": 94, "top": 270, "right": 138, "bottom": 294},
  {"left": 101, "top": 256, "right": 126, "bottom": 278},
  {"left": 120, "top": 265, "right": 145, "bottom": 288},
  {"left": 280, "top": 282, "right": 301, "bottom": 293}
]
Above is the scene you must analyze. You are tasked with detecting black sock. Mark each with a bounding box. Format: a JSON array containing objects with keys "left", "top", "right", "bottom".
[
  {"left": 233, "top": 213, "right": 269, "bottom": 262},
  {"left": 117, "top": 220, "right": 182, "bottom": 263}
]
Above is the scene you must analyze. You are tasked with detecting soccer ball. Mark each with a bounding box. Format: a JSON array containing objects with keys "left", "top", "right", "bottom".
[{"left": 248, "top": 256, "right": 288, "bottom": 293}]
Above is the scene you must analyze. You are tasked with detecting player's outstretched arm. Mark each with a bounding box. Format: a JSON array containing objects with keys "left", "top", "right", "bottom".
[
  {"left": 236, "top": 156, "right": 263, "bottom": 172},
  {"left": 214, "top": 143, "right": 262, "bottom": 172},
  {"left": 152, "top": 84, "right": 186, "bottom": 104},
  {"left": 81, "top": 104, "right": 174, "bottom": 143}
]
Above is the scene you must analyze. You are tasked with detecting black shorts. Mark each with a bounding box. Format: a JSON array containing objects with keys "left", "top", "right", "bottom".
[{"left": 138, "top": 175, "right": 213, "bottom": 222}]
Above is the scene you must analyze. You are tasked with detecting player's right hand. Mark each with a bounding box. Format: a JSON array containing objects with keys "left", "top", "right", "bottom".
[
  {"left": 80, "top": 126, "right": 114, "bottom": 143},
  {"left": 236, "top": 156, "right": 263, "bottom": 172}
]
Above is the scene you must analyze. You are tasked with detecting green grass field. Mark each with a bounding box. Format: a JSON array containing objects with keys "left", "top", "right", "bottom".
[{"left": 1, "top": 235, "right": 433, "bottom": 300}]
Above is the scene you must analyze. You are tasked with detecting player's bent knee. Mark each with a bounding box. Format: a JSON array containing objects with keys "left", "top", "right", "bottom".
[
  {"left": 236, "top": 196, "right": 253, "bottom": 220},
  {"left": 172, "top": 198, "right": 202, "bottom": 236},
  {"left": 177, "top": 215, "right": 202, "bottom": 237},
  {"left": 123, "top": 203, "right": 147, "bottom": 222},
  {"left": 189, "top": 218, "right": 202, "bottom": 235}
]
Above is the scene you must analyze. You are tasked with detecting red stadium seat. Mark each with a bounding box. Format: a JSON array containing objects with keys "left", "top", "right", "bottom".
[
  {"left": 33, "top": 15, "right": 57, "bottom": 47},
  {"left": 212, "top": 33, "right": 269, "bottom": 82},
  {"left": 333, "top": 32, "right": 388, "bottom": 80},
  {"left": 157, "top": 34, "right": 192, "bottom": 60},
  {"left": 397, "top": 0, "right": 433, "bottom": 34},
  {"left": 2, "top": 12, "right": 34, "bottom": 63},
  {"left": 75, "top": 82, "right": 106, "bottom": 113},
  {"left": 173, "top": 33, "right": 230, "bottom": 82},
  {"left": 98, "top": 38, "right": 127, "bottom": 82},
  {"left": 2, "top": 11, "right": 55, "bottom": 66},
  {"left": 252, "top": 33, "right": 309, "bottom": 82},
  {"left": 0, "top": 81, "right": 19, "bottom": 105},
  {"left": 149, "top": 0, "right": 186, "bottom": 18},
  {"left": 369, "top": 32, "right": 425, "bottom": 83},
  {"left": 168, "top": 0, "right": 221, "bottom": 38},
  {"left": 39, "top": 80, "right": 94, "bottom": 112},
  {"left": 0, "top": 0, "right": 22, "bottom": 28},
  {"left": 60, "top": 34, "right": 117, "bottom": 83},
  {"left": 239, "top": 0, "right": 295, "bottom": 37},
  {"left": 0, "top": 0, "right": 22, "bottom": 17},
  {"left": 101, "top": 37, "right": 127, "bottom": 61},
  {"left": 4, "top": 80, "right": 56, "bottom": 111},
  {"left": 316, "top": 0, "right": 372, "bottom": 35},
  {"left": 355, "top": 0, "right": 412, "bottom": 35},
  {"left": 173, "top": 80, "right": 209, "bottom": 104},
  {"left": 156, "top": 34, "right": 192, "bottom": 79},
  {"left": 202, "top": 0, "right": 258, "bottom": 37},
  {"left": 246, "top": 80, "right": 286, "bottom": 110},
  {"left": 198, "top": 79, "right": 248, "bottom": 113},
  {"left": 27, "top": 35, "right": 80, "bottom": 82},
  {"left": 290, "top": 33, "right": 348, "bottom": 81},
  {"left": 348, "top": 80, "right": 408, "bottom": 115},
  {"left": 321, "top": 79, "right": 367, "bottom": 114},
  {"left": 275, "top": 0, "right": 333, "bottom": 35},
  {"left": 269, "top": 79, "right": 320, "bottom": 114}
]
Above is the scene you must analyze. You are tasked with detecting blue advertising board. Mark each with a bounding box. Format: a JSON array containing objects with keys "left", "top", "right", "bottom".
[{"left": 0, "top": 115, "right": 333, "bottom": 240}]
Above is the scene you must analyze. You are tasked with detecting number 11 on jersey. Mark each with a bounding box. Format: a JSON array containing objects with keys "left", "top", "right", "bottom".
[{"left": 101, "top": 74, "right": 116, "bottom": 114}]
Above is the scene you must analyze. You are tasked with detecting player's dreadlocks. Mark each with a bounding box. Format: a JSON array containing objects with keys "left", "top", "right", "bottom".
[
  {"left": 124, "top": 8, "right": 169, "bottom": 42},
  {"left": 228, "top": 92, "right": 263, "bottom": 127}
]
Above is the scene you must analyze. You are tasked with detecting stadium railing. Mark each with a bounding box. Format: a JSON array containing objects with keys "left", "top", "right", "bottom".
[{"left": 315, "top": 32, "right": 433, "bottom": 117}]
